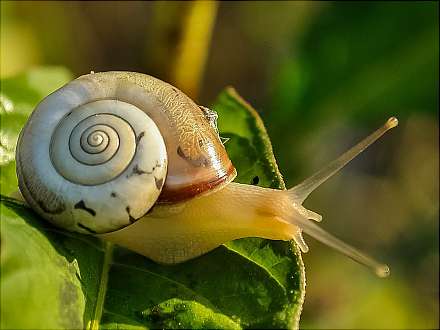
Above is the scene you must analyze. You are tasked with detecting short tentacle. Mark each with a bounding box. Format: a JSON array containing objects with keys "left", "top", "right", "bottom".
[
  {"left": 284, "top": 212, "right": 390, "bottom": 278},
  {"left": 296, "top": 204, "right": 323, "bottom": 222},
  {"left": 292, "top": 230, "right": 309, "bottom": 253}
]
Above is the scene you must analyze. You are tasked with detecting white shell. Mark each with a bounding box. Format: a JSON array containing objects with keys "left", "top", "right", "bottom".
[{"left": 16, "top": 88, "right": 168, "bottom": 234}]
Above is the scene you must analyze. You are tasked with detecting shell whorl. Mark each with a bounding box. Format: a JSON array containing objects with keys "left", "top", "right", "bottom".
[
  {"left": 16, "top": 71, "right": 236, "bottom": 234},
  {"left": 17, "top": 96, "right": 168, "bottom": 234},
  {"left": 50, "top": 101, "right": 141, "bottom": 185}
]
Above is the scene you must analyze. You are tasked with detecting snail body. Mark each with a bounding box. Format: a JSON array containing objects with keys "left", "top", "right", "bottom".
[{"left": 16, "top": 71, "right": 397, "bottom": 277}]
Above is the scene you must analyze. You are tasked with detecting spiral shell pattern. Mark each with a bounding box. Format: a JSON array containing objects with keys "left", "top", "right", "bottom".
[
  {"left": 17, "top": 97, "right": 167, "bottom": 234},
  {"left": 50, "top": 101, "right": 141, "bottom": 185},
  {"left": 16, "top": 71, "right": 236, "bottom": 235}
]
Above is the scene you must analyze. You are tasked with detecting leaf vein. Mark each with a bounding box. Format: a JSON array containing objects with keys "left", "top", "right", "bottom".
[
  {"left": 111, "top": 262, "right": 217, "bottom": 309},
  {"left": 223, "top": 245, "right": 287, "bottom": 293}
]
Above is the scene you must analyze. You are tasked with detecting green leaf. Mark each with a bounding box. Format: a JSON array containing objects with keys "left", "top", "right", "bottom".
[
  {"left": 0, "top": 68, "right": 305, "bottom": 329},
  {"left": 0, "top": 66, "right": 73, "bottom": 195},
  {"left": 1, "top": 196, "right": 105, "bottom": 329}
]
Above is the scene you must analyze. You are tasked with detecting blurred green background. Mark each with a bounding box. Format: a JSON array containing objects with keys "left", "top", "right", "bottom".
[{"left": 1, "top": 1, "right": 438, "bottom": 329}]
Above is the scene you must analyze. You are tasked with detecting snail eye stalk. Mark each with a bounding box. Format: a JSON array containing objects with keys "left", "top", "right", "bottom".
[
  {"left": 286, "top": 117, "right": 398, "bottom": 278},
  {"left": 290, "top": 117, "right": 398, "bottom": 203}
]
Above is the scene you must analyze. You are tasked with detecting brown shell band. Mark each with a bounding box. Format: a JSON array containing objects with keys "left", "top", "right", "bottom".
[{"left": 158, "top": 165, "right": 237, "bottom": 203}]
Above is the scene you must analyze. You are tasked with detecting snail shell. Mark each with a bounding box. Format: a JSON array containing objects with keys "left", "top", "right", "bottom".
[{"left": 16, "top": 71, "right": 236, "bottom": 234}]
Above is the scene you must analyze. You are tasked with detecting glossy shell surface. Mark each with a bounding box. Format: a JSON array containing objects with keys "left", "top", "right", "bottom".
[
  {"left": 16, "top": 71, "right": 236, "bottom": 234},
  {"left": 75, "top": 72, "right": 236, "bottom": 203}
]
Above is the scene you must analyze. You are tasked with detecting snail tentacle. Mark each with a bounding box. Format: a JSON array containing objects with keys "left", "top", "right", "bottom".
[{"left": 289, "top": 117, "right": 398, "bottom": 203}]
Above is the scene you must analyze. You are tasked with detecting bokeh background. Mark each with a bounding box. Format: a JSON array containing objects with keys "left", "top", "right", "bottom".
[{"left": 1, "top": 1, "right": 438, "bottom": 328}]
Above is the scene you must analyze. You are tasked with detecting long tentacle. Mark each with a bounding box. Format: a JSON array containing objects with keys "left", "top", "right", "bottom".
[
  {"left": 285, "top": 212, "right": 390, "bottom": 278},
  {"left": 290, "top": 117, "right": 398, "bottom": 204}
]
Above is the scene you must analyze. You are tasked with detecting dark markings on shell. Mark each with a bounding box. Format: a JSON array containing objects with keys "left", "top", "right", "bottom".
[
  {"left": 111, "top": 192, "right": 117, "bottom": 198},
  {"left": 155, "top": 177, "right": 164, "bottom": 190},
  {"left": 252, "top": 176, "right": 260, "bottom": 185},
  {"left": 176, "top": 146, "right": 188, "bottom": 160},
  {"left": 135, "top": 131, "right": 145, "bottom": 145},
  {"left": 127, "top": 164, "right": 152, "bottom": 178},
  {"left": 74, "top": 200, "right": 96, "bottom": 216},
  {"left": 77, "top": 222, "right": 97, "bottom": 234},
  {"left": 177, "top": 146, "right": 210, "bottom": 167},
  {"left": 126, "top": 206, "right": 137, "bottom": 224}
]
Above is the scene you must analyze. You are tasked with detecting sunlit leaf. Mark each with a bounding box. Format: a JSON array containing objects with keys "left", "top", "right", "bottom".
[{"left": 0, "top": 68, "right": 305, "bottom": 329}]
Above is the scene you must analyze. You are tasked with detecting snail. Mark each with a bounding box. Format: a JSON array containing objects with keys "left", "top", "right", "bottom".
[{"left": 15, "top": 71, "right": 398, "bottom": 277}]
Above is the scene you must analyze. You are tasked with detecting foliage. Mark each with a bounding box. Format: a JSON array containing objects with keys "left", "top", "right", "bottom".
[{"left": 0, "top": 68, "right": 305, "bottom": 329}]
